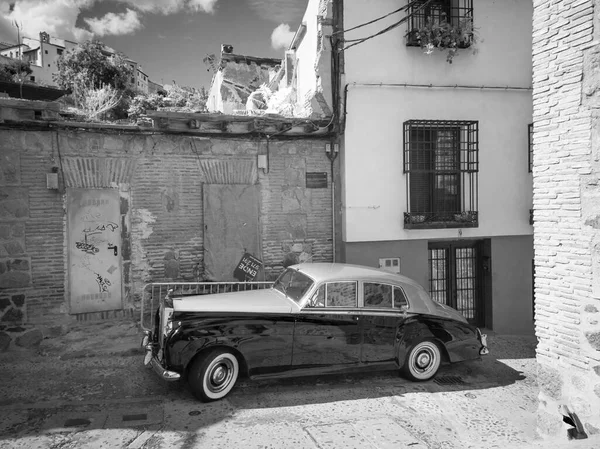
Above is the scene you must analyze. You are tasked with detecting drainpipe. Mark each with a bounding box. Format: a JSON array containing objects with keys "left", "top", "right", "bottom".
[
  {"left": 326, "top": 141, "right": 338, "bottom": 262},
  {"left": 328, "top": 0, "right": 344, "bottom": 263}
]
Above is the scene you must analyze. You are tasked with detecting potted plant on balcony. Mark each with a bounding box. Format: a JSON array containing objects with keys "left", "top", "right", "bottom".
[{"left": 408, "top": 17, "right": 476, "bottom": 63}]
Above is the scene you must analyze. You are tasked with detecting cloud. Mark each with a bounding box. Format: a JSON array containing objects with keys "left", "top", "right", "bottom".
[
  {"left": 0, "top": 0, "right": 94, "bottom": 43},
  {"left": 0, "top": 0, "right": 220, "bottom": 45},
  {"left": 247, "top": 0, "right": 306, "bottom": 23},
  {"left": 188, "top": 0, "right": 218, "bottom": 13},
  {"left": 270, "top": 23, "right": 294, "bottom": 50},
  {"left": 117, "top": 0, "right": 218, "bottom": 15},
  {"left": 84, "top": 8, "right": 142, "bottom": 36}
]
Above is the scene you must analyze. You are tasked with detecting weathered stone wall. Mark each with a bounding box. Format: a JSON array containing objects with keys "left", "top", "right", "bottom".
[
  {"left": 0, "top": 126, "right": 334, "bottom": 349},
  {"left": 532, "top": 0, "right": 600, "bottom": 438}
]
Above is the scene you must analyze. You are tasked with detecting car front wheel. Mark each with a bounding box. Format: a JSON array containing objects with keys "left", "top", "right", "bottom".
[
  {"left": 402, "top": 340, "right": 442, "bottom": 381},
  {"left": 188, "top": 349, "right": 239, "bottom": 402}
]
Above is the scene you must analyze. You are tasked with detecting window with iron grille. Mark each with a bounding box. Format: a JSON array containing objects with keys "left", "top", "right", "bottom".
[
  {"left": 403, "top": 120, "right": 479, "bottom": 229},
  {"left": 528, "top": 123, "right": 533, "bottom": 173},
  {"left": 406, "top": 0, "right": 474, "bottom": 47}
]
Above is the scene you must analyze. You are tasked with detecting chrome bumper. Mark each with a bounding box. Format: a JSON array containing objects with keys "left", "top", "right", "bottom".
[
  {"left": 477, "top": 328, "right": 489, "bottom": 355},
  {"left": 142, "top": 333, "right": 181, "bottom": 382}
]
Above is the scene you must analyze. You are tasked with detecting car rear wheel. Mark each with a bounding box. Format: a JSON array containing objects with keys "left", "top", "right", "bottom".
[
  {"left": 402, "top": 340, "right": 442, "bottom": 381},
  {"left": 188, "top": 349, "right": 239, "bottom": 402}
]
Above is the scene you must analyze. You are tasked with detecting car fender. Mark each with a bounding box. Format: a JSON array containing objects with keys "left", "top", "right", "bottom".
[{"left": 396, "top": 315, "right": 479, "bottom": 365}]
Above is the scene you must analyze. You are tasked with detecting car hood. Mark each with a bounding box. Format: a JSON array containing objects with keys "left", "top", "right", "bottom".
[{"left": 172, "top": 288, "right": 299, "bottom": 314}]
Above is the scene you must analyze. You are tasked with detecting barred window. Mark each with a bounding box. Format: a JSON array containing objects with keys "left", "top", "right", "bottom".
[
  {"left": 406, "top": 0, "right": 474, "bottom": 47},
  {"left": 528, "top": 123, "right": 533, "bottom": 173},
  {"left": 403, "top": 120, "right": 479, "bottom": 229}
]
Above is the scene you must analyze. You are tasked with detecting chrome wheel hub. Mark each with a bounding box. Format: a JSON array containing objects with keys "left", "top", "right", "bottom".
[
  {"left": 211, "top": 365, "right": 227, "bottom": 385},
  {"left": 416, "top": 352, "right": 431, "bottom": 369}
]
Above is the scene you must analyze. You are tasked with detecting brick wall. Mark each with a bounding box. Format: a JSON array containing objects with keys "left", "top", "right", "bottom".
[
  {"left": 0, "top": 125, "right": 334, "bottom": 347},
  {"left": 532, "top": 0, "right": 600, "bottom": 438}
]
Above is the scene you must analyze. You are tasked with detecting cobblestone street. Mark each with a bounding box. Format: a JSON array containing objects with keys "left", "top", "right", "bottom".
[{"left": 1, "top": 326, "right": 597, "bottom": 448}]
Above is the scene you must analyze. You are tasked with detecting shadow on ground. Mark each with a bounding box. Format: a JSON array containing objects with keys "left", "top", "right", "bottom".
[{"left": 0, "top": 331, "right": 538, "bottom": 442}]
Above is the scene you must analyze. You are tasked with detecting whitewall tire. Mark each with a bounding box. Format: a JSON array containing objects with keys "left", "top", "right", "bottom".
[
  {"left": 402, "top": 340, "right": 442, "bottom": 381},
  {"left": 189, "top": 349, "right": 239, "bottom": 402}
]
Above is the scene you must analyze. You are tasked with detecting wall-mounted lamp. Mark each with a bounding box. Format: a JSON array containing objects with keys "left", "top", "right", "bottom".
[{"left": 46, "top": 166, "right": 59, "bottom": 190}]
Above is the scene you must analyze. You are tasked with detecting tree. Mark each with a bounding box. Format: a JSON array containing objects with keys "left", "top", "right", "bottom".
[
  {"left": 54, "top": 41, "right": 134, "bottom": 119},
  {"left": 54, "top": 40, "right": 132, "bottom": 91},
  {"left": 0, "top": 59, "right": 32, "bottom": 82},
  {"left": 128, "top": 85, "right": 208, "bottom": 120}
]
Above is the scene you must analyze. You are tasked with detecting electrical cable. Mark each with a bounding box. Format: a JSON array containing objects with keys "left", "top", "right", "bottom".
[
  {"left": 331, "top": 0, "right": 420, "bottom": 37},
  {"left": 342, "top": 0, "right": 434, "bottom": 51}
]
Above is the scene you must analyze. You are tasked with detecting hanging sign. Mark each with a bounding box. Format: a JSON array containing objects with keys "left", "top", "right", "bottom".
[{"left": 233, "top": 253, "right": 263, "bottom": 281}]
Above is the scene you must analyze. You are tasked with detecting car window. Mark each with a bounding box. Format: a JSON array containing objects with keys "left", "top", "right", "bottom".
[
  {"left": 326, "top": 282, "right": 357, "bottom": 307},
  {"left": 273, "top": 268, "right": 314, "bottom": 304},
  {"left": 307, "top": 286, "right": 325, "bottom": 308},
  {"left": 364, "top": 283, "right": 393, "bottom": 308},
  {"left": 394, "top": 286, "right": 409, "bottom": 309},
  {"left": 305, "top": 282, "right": 357, "bottom": 308}
]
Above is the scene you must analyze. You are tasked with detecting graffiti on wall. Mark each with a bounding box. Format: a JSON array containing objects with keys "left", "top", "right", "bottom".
[
  {"left": 74, "top": 208, "right": 120, "bottom": 292},
  {"left": 68, "top": 189, "right": 123, "bottom": 314}
]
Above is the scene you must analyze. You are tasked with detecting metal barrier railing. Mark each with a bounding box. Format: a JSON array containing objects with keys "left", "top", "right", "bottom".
[{"left": 140, "top": 281, "right": 274, "bottom": 330}]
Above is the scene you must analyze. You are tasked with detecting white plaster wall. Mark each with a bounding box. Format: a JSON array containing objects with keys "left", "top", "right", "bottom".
[
  {"left": 207, "top": 71, "right": 224, "bottom": 113},
  {"left": 343, "top": 0, "right": 533, "bottom": 88},
  {"left": 341, "top": 0, "right": 533, "bottom": 243},
  {"left": 295, "top": 0, "right": 322, "bottom": 106},
  {"left": 343, "top": 86, "right": 533, "bottom": 241}
]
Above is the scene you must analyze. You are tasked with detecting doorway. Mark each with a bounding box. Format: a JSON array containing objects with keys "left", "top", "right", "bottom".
[
  {"left": 428, "top": 240, "right": 484, "bottom": 326},
  {"left": 67, "top": 188, "right": 123, "bottom": 314},
  {"left": 203, "top": 184, "right": 261, "bottom": 281}
]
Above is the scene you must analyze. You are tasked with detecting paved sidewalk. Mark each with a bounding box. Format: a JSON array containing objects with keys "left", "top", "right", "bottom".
[{"left": 0, "top": 320, "right": 597, "bottom": 448}]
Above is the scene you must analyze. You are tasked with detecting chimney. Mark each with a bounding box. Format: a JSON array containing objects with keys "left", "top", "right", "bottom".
[{"left": 221, "top": 44, "right": 233, "bottom": 54}]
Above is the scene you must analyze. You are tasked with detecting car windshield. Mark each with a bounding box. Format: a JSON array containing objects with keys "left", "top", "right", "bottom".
[{"left": 272, "top": 268, "right": 314, "bottom": 304}]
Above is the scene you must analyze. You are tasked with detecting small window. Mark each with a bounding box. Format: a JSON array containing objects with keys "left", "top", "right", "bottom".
[
  {"left": 394, "top": 286, "right": 409, "bottom": 309},
  {"left": 57, "top": 49, "right": 63, "bottom": 55},
  {"left": 528, "top": 123, "right": 533, "bottom": 173},
  {"left": 44, "top": 49, "right": 48, "bottom": 54},
  {"left": 30, "top": 76, "right": 35, "bottom": 82},
  {"left": 364, "top": 283, "right": 393, "bottom": 308},
  {"left": 131, "top": 77, "right": 135, "bottom": 83}
]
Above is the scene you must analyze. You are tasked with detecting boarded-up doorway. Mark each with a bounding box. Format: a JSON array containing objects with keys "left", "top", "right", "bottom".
[
  {"left": 67, "top": 188, "right": 123, "bottom": 314},
  {"left": 203, "top": 185, "right": 260, "bottom": 281}
]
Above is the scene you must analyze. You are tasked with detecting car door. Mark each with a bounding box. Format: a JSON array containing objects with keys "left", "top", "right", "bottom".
[
  {"left": 361, "top": 283, "right": 409, "bottom": 364},
  {"left": 292, "top": 281, "right": 361, "bottom": 367}
]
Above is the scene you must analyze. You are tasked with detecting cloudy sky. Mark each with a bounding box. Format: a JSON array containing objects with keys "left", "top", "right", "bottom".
[{"left": 0, "top": 0, "right": 307, "bottom": 89}]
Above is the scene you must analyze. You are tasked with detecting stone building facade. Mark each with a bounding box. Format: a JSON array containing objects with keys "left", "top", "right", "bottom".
[
  {"left": 0, "top": 103, "right": 336, "bottom": 350},
  {"left": 532, "top": 0, "right": 600, "bottom": 438}
]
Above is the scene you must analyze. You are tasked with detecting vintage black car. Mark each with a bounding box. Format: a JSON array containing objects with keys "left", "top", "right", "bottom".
[{"left": 142, "top": 263, "right": 488, "bottom": 402}]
